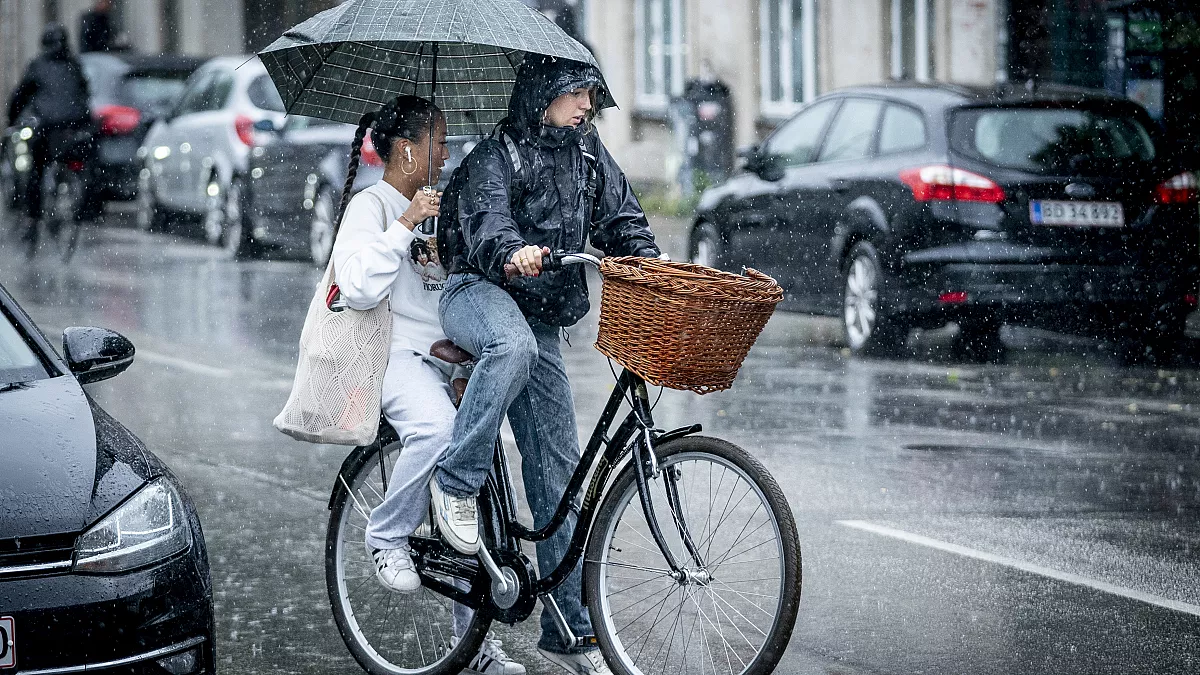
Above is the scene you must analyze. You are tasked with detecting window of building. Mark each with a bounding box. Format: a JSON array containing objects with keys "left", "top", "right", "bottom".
[
  {"left": 635, "top": 0, "right": 687, "bottom": 111},
  {"left": 891, "top": 0, "right": 933, "bottom": 81},
  {"left": 759, "top": 0, "right": 817, "bottom": 118},
  {"left": 818, "top": 98, "right": 883, "bottom": 163},
  {"left": 877, "top": 104, "right": 927, "bottom": 154}
]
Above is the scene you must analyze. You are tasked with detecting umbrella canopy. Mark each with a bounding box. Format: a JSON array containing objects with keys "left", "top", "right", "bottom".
[{"left": 257, "top": 0, "right": 609, "bottom": 135}]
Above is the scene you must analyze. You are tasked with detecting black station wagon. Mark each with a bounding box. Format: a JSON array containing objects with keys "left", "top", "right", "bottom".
[{"left": 690, "top": 82, "right": 1198, "bottom": 361}]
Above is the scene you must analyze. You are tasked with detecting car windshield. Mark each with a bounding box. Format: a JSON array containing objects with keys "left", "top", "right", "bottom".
[
  {"left": 0, "top": 308, "right": 48, "bottom": 387},
  {"left": 950, "top": 106, "right": 1156, "bottom": 174},
  {"left": 118, "top": 73, "right": 192, "bottom": 116}
]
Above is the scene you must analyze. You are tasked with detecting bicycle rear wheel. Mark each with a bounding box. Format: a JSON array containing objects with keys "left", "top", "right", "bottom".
[
  {"left": 326, "top": 441, "right": 490, "bottom": 675},
  {"left": 584, "top": 436, "right": 801, "bottom": 675}
]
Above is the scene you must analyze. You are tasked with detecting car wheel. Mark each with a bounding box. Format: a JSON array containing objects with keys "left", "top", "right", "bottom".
[
  {"left": 309, "top": 184, "right": 336, "bottom": 267},
  {"left": 202, "top": 175, "right": 227, "bottom": 246},
  {"left": 135, "top": 169, "right": 166, "bottom": 232},
  {"left": 953, "top": 318, "right": 1006, "bottom": 363},
  {"left": 843, "top": 241, "right": 907, "bottom": 356},
  {"left": 221, "top": 176, "right": 256, "bottom": 259},
  {"left": 688, "top": 221, "right": 724, "bottom": 269}
]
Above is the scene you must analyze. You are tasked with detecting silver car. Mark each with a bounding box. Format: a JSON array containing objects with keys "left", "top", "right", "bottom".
[{"left": 136, "top": 56, "right": 285, "bottom": 253}]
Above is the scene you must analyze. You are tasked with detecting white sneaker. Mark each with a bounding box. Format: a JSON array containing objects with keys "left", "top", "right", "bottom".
[
  {"left": 536, "top": 648, "right": 611, "bottom": 675},
  {"left": 453, "top": 634, "right": 527, "bottom": 675},
  {"left": 430, "top": 479, "right": 479, "bottom": 554},
  {"left": 371, "top": 546, "right": 421, "bottom": 593}
]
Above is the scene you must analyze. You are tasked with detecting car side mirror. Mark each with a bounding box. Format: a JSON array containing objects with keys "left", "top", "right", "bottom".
[
  {"left": 746, "top": 150, "right": 785, "bottom": 182},
  {"left": 63, "top": 327, "right": 135, "bottom": 384}
]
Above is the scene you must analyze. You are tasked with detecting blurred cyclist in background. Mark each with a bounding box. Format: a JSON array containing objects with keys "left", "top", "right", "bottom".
[{"left": 7, "top": 23, "right": 92, "bottom": 232}]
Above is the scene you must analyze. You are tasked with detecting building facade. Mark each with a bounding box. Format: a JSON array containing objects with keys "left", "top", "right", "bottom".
[
  {"left": 589, "top": 0, "right": 1004, "bottom": 186},
  {"left": 4, "top": 0, "right": 1195, "bottom": 186}
]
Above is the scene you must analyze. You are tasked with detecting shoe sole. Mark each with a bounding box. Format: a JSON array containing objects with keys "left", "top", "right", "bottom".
[{"left": 536, "top": 648, "right": 606, "bottom": 675}]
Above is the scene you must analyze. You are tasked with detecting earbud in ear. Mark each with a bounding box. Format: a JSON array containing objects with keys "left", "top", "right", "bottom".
[{"left": 405, "top": 147, "right": 413, "bottom": 162}]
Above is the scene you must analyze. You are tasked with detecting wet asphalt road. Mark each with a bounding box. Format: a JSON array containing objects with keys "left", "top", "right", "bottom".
[{"left": 2, "top": 206, "right": 1199, "bottom": 675}]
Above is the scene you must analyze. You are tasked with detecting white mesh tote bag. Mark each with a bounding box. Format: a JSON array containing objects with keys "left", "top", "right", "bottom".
[{"left": 274, "top": 200, "right": 391, "bottom": 445}]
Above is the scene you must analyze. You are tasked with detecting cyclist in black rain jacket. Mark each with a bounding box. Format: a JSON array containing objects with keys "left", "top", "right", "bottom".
[
  {"left": 7, "top": 24, "right": 91, "bottom": 223},
  {"left": 449, "top": 55, "right": 660, "bottom": 326},
  {"left": 431, "top": 56, "right": 658, "bottom": 675}
]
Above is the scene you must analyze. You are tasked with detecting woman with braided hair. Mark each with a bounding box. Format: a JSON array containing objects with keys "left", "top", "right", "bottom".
[{"left": 330, "top": 95, "right": 526, "bottom": 675}]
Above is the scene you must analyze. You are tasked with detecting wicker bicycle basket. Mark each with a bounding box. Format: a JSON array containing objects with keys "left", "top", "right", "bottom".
[{"left": 595, "top": 257, "right": 784, "bottom": 394}]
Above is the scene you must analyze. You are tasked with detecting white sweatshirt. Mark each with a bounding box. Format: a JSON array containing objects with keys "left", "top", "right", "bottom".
[{"left": 331, "top": 181, "right": 448, "bottom": 356}]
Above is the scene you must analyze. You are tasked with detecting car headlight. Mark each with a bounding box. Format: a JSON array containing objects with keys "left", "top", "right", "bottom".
[{"left": 74, "top": 478, "right": 192, "bottom": 573}]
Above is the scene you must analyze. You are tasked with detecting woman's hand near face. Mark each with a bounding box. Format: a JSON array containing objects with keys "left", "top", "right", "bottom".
[{"left": 399, "top": 189, "right": 441, "bottom": 230}]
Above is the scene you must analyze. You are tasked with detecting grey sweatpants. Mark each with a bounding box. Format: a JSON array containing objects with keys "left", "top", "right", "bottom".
[
  {"left": 365, "top": 347, "right": 458, "bottom": 551},
  {"left": 365, "top": 347, "right": 472, "bottom": 634}
]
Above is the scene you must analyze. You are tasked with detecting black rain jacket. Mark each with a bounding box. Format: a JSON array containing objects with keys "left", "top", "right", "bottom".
[
  {"left": 7, "top": 42, "right": 90, "bottom": 128},
  {"left": 452, "top": 56, "right": 659, "bottom": 327}
]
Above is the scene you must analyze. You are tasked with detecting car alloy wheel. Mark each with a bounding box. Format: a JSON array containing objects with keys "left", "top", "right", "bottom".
[
  {"left": 221, "top": 178, "right": 247, "bottom": 257},
  {"left": 844, "top": 254, "right": 878, "bottom": 351},
  {"left": 135, "top": 170, "right": 159, "bottom": 232},
  {"left": 202, "top": 176, "right": 225, "bottom": 245},
  {"left": 309, "top": 185, "right": 335, "bottom": 267},
  {"left": 842, "top": 241, "right": 906, "bottom": 356}
]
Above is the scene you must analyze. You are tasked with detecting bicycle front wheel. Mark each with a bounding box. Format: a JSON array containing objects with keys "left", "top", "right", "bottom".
[
  {"left": 584, "top": 436, "right": 801, "bottom": 675},
  {"left": 326, "top": 441, "right": 490, "bottom": 675}
]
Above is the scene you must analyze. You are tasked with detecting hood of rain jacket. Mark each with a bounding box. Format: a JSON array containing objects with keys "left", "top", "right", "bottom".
[{"left": 450, "top": 56, "right": 658, "bottom": 327}]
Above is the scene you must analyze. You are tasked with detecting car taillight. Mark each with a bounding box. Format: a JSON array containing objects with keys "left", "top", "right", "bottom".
[
  {"left": 1156, "top": 171, "right": 1197, "bottom": 204},
  {"left": 95, "top": 104, "right": 141, "bottom": 136},
  {"left": 235, "top": 115, "right": 257, "bottom": 147},
  {"left": 899, "top": 165, "right": 1006, "bottom": 203},
  {"left": 361, "top": 135, "right": 383, "bottom": 167}
]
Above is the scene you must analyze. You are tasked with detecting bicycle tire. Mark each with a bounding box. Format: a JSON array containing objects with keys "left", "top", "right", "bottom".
[
  {"left": 583, "top": 435, "right": 801, "bottom": 675},
  {"left": 326, "top": 440, "right": 490, "bottom": 675}
]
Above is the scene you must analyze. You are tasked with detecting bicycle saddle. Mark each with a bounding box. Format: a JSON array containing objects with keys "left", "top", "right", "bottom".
[{"left": 430, "top": 339, "right": 474, "bottom": 364}]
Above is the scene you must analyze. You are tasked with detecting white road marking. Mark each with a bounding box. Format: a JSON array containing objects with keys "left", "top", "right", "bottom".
[
  {"left": 137, "top": 349, "right": 292, "bottom": 389},
  {"left": 137, "top": 349, "right": 234, "bottom": 378},
  {"left": 836, "top": 519, "right": 1200, "bottom": 618}
]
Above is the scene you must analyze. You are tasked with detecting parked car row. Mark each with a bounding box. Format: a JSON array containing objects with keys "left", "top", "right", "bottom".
[{"left": 691, "top": 82, "right": 1199, "bottom": 362}]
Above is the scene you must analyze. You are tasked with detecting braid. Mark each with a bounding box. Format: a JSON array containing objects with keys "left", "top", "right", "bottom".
[{"left": 336, "top": 112, "right": 373, "bottom": 233}]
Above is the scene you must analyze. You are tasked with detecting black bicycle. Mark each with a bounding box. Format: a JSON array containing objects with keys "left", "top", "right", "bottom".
[{"left": 325, "top": 253, "right": 801, "bottom": 675}]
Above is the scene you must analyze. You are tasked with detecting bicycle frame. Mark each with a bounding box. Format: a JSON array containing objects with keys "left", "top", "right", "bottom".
[{"left": 488, "top": 367, "right": 704, "bottom": 596}]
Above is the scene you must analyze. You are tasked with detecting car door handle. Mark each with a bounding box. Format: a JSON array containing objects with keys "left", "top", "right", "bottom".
[{"left": 832, "top": 180, "right": 850, "bottom": 193}]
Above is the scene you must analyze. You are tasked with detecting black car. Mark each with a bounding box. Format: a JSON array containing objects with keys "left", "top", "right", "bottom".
[
  {"left": 81, "top": 52, "right": 205, "bottom": 201},
  {"left": 691, "top": 82, "right": 1199, "bottom": 361},
  {"left": 0, "top": 283, "right": 215, "bottom": 674},
  {"left": 243, "top": 116, "right": 477, "bottom": 263}
]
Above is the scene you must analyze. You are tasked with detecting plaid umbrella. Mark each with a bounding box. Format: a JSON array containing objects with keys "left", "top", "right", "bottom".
[{"left": 257, "top": 0, "right": 608, "bottom": 136}]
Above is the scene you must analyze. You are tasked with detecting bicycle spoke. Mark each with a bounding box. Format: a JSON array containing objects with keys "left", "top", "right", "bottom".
[{"left": 594, "top": 449, "right": 795, "bottom": 675}]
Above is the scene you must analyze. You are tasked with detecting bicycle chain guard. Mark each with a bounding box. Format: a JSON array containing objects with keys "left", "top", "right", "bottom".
[{"left": 488, "top": 549, "right": 537, "bottom": 625}]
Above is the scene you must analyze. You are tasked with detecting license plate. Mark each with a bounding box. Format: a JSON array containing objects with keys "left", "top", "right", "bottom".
[
  {"left": 0, "top": 616, "right": 14, "bottom": 670},
  {"left": 1030, "top": 200, "right": 1124, "bottom": 227}
]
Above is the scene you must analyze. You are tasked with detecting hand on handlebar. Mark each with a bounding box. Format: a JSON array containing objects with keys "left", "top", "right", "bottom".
[{"left": 509, "top": 245, "right": 551, "bottom": 278}]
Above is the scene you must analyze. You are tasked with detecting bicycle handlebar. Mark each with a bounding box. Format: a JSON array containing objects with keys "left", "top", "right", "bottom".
[{"left": 543, "top": 251, "right": 601, "bottom": 271}]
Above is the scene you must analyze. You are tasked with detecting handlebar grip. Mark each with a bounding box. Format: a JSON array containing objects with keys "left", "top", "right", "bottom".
[{"left": 542, "top": 250, "right": 563, "bottom": 272}]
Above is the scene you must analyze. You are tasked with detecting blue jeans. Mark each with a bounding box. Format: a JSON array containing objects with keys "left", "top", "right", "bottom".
[{"left": 435, "top": 273, "right": 592, "bottom": 654}]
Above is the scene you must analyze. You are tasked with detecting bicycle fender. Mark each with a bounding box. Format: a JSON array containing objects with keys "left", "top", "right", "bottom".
[{"left": 652, "top": 424, "right": 703, "bottom": 447}]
